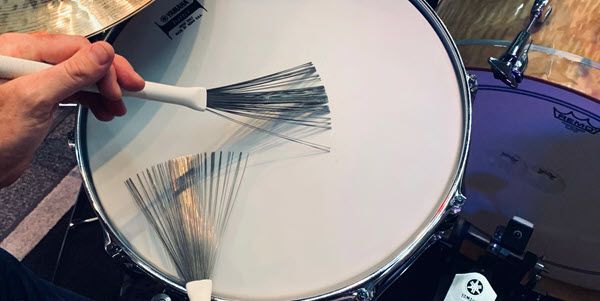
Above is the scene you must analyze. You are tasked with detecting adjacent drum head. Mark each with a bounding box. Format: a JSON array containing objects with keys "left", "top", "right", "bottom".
[
  {"left": 437, "top": 0, "right": 600, "bottom": 99},
  {"left": 463, "top": 70, "right": 600, "bottom": 289},
  {"left": 77, "top": 1, "right": 470, "bottom": 299}
]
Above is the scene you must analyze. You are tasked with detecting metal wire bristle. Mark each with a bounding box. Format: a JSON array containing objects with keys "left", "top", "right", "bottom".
[
  {"left": 124, "top": 151, "right": 249, "bottom": 284},
  {"left": 207, "top": 62, "right": 331, "bottom": 129}
]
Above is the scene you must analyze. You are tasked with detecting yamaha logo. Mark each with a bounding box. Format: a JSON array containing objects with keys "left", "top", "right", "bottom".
[
  {"left": 160, "top": 0, "right": 191, "bottom": 24},
  {"left": 155, "top": 0, "right": 206, "bottom": 39},
  {"left": 445, "top": 272, "right": 496, "bottom": 301},
  {"left": 553, "top": 108, "right": 600, "bottom": 135},
  {"left": 466, "top": 279, "right": 483, "bottom": 296}
]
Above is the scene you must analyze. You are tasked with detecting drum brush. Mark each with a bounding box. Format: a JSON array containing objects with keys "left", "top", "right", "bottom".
[
  {"left": 0, "top": 55, "right": 331, "bottom": 129},
  {"left": 125, "top": 151, "right": 249, "bottom": 301}
]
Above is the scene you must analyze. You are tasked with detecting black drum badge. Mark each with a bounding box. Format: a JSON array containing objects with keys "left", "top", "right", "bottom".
[{"left": 155, "top": 0, "right": 206, "bottom": 39}]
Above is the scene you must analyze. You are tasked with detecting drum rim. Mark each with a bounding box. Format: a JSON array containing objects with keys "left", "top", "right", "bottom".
[
  {"left": 456, "top": 39, "right": 600, "bottom": 72},
  {"left": 74, "top": 0, "right": 473, "bottom": 299},
  {"left": 468, "top": 67, "right": 600, "bottom": 105}
]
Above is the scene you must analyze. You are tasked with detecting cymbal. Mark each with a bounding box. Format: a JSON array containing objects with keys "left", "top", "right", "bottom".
[{"left": 0, "top": 0, "right": 154, "bottom": 37}]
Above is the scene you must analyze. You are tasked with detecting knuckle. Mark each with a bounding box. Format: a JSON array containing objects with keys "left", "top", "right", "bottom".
[{"left": 63, "top": 58, "right": 94, "bottom": 83}]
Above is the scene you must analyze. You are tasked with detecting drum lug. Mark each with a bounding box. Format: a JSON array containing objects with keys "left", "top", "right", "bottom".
[
  {"left": 487, "top": 0, "right": 552, "bottom": 88},
  {"left": 105, "top": 239, "right": 126, "bottom": 262},
  {"left": 352, "top": 287, "right": 375, "bottom": 301},
  {"left": 532, "top": 0, "right": 553, "bottom": 25},
  {"left": 104, "top": 234, "right": 136, "bottom": 270},
  {"left": 331, "top": 287, "right": 375, "bottom": 301},
  {"left": 67, "top": 129, "right": 76, "bottom": 151},
  {"left": 467, "top": 73, "right": 478, "bottom": 96},
  {"left": 450, "top": 193, "right": 466, "bottom": 214}
]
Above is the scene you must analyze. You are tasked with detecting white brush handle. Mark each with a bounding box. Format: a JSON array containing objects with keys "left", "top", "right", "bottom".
[
  {"left": 0, "top": 55, "right": 207, "bottom": 111},
  {"left": 186, "top": 279, "right": 212, "bottom": 301}
]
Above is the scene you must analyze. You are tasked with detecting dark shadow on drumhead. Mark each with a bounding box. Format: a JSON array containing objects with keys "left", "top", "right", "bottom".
[
  {"left": 463, "top": 172, "right": 508, "bottom": 205},
  {"left": 463, "top": 134, "right": 600, "bottom": 276}
]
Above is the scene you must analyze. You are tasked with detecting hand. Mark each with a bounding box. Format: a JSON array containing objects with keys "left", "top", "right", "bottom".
[{"left": 0, "top": 32, "right": 145, "bottom": 187}]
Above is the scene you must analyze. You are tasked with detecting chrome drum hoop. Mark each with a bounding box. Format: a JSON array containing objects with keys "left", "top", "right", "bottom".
[{"left": 74, "top": 0, "right": 473, "bottom": 299}]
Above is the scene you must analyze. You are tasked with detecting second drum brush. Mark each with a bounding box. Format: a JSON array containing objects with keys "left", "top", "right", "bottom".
[{"left": 0, "top": 55, "right": 331, "bottom": 129}]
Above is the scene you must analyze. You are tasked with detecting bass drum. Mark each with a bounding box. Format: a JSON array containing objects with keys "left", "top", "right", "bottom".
[
  {"left": 437, "top": 0, "right": 600, "bottom": 290},
  {"left": 76, "top": 0, "right": 472, "bottom": 300},
  {"left": 437, "top": 0, "right": 600, "bottom": 99}
]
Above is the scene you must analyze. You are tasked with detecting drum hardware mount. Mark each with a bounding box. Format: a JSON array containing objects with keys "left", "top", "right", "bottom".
[
  {"left": 350, "top": 288, "right": 375, "bottom": 301},
  {"left": 104, "top": 236, "right": 132, "bottom": 268},
  {"left": 68, "top": 216, "right": 99, "bottom": 228},
  {"left": 488, "top": 0, "right": 553, "bottom": 88},
  {"left": 450, "top": 192, "right": 467, "bottom": 214},
  {"left": 102, "top": 230, "right": 150, "bottom": 275},
  {"left": 151, "top": 293, "right": 173, "bottom": 301},
  {"left": 67, "top": 128, "right": 76, "bottom": 151},
  {"left": 103, "top": 232, "right": 186, "bottom": 301},
  {"left": 441, "top": 216, "right": 554, "bottom": 300},
  {"left": 488, "top": 216, "right": 534, "bottom": 257},
  {"left": 467, "top": 73, "right": 478, "bottom": 97}
]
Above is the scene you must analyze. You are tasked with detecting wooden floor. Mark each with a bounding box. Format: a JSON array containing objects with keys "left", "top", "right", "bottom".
[{"left": 536, "top": 278, "right": 600, "bottom": 301}]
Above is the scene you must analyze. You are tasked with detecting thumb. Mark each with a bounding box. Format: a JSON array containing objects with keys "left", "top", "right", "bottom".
[{"left": 30, "top": 41, "right": 115, "bottom": 104}]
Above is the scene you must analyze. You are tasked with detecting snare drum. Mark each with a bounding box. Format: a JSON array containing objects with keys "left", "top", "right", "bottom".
[
  {"left": 76, "top": 1, "right": 472, "bottom": 299},
  {"left": 437, "top": 0, "right": 600, "bottom": 290}
]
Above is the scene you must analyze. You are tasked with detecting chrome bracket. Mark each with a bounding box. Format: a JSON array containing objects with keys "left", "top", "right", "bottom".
[
  {"left": 450, "top": 193, "right": 466, "bottom": 214},
  {"left": 467, "top": 73, "right": 478, "bottom": 97},
  {"left": 105, "top": 239, "right": 126, "bottom": 262},
  {"left": 104, "top": 233, "right": 138, "bottom": 272},
  {"left": 67, "top": 130, "right": 76, "bottom": 151},
  {"left": 352, "top": 288, "right": 375, "bottom": 301},
  {"left": 488, "top": 0, "right": 552, "bottom": 88}
]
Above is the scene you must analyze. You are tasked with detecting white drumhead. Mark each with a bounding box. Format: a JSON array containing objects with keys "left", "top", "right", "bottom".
[{"left": 81, "top": 1, "right": 467, "bottom": 299}]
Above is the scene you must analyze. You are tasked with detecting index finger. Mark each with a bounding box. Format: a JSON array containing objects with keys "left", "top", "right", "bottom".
[{"left": 0, "top": 32, "right": 90, "bottom": 64}]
